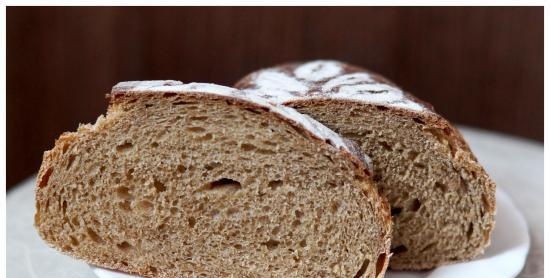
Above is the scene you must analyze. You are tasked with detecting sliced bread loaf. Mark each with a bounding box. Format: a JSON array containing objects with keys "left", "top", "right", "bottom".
[
  {"left": 235, "top": 61, "right": 496, "bottom": 270},
  {"left": 34, "top": 81, "right": 392, "bottom": 278}
]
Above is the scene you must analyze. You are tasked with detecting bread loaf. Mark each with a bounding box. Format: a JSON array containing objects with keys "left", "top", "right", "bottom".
[
  {"left": 34, "top": 81, "right": 392, "bottom": 277},
  {"left": 235, "top": 61, "right": 496, "bottom": 270}
]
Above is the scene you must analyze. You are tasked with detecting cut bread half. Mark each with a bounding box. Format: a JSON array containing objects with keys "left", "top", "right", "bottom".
[
  {"left": 34, "top": 81, "right": 392, "bottom": 278},
  {"left": 235, "top": 60, "right": 496, "bottom": 270}
]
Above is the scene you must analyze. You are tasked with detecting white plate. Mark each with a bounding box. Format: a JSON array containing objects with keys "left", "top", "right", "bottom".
[{"left": 91, "top": 189, "right": 529, "bottom": 278}]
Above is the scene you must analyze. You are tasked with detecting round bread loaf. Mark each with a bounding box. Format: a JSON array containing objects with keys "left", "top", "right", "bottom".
[{"left": 235, "top": 60, "right": 496, "bottom": 270}]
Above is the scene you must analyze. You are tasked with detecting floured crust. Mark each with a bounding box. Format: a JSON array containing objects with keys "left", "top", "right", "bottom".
[
  {"left": 110, "top": 81, "right": 373, "bottom": 173},
  {"left": 235, "top": 60, "right": 434, "bottom": 112}
]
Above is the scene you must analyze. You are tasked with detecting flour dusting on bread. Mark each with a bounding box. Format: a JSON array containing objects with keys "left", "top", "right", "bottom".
[
  {"left": 112, "top": 81, "right": 372, "bottom": 169},
  {"left": 240, "top": 60, "right": 428, "bottom": 112}
]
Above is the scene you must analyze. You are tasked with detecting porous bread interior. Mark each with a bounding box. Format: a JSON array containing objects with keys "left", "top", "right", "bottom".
[
  {"left": 294, "top": 101, "right": 494, "bottom": 269},
  {"left": 34, "top": 94, "right": 390, "bottom": 278}
]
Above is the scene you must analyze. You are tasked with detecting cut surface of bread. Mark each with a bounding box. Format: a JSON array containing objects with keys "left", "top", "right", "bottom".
[
  {"left": 35, "top": 81, "right": 391, "bottom": 278},
  {"left": 235, "top": 61, "right": 496, "bottom": 270}
]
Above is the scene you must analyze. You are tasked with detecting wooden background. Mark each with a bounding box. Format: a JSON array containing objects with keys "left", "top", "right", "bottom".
[{"left": 7, "top": 7, "right": 543, "bottom": 188}]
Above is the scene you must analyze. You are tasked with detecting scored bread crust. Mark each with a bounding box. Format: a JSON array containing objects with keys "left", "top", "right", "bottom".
[
  {"left": 35, "top": 81, "right": 392, "bottom": 278},
  {"left": 234, "top": 60, "right": 496, "bottom": 270}
]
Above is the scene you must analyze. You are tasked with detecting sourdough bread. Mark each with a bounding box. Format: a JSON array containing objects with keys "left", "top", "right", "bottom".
[
  {"left": 235, "top": 61, "right": 496, "bottom": 270},
  {"left": 34, "top": 81, "right": 392, "bottom": 277}
]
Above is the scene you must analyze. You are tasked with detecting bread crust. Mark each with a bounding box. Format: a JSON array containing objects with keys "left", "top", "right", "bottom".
[
  {"left": 35, "top": 82, "right": 392, "bottom": 278},
  {"left": 234, "top": 60, "right": 496, "bottom": 270}
]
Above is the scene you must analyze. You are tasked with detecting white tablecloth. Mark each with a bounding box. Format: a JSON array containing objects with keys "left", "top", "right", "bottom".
[{"left": 7, "top": 126, "right": 543, "bottom": 278}]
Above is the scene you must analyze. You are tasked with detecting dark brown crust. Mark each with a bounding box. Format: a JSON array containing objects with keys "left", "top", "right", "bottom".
[
  {"left": 35, "top": 86, "right": 393, "bottom": 278},
  {"left": 234, "top": 61, "right": 496, "bottom": 270}
]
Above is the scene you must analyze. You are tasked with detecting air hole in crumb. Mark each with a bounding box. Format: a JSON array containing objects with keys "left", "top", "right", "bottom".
[
  {"left": 158, "top": 223, "right": 167, "bottom": 231},
  {"left": 117, "top": 241, "right": 132, "bottom": 251},
  {"left": 240, "top": 143, "right": 257, "bottom": 151},
  {"left": 391, "top": 207, "right": 402, "bottom": 216},
  {"left": 413, "top": 117, "right": 425, "bottom": 124},
  {"left": 376, "top": 105, "right": 389, "bottom": 111},
  {"left": 137, "top": 200, "right": 154, "bottom": 211},
  {"left": 187, "top": 217, "right": 196, "bottom": 228},
  {"left": 121, "top": 261, "right": 128, "bottom": 266},
  {"left": 391, "top": 245, "right": 408, "bottom": 255},
  {"left": 292, "top": 220, "right": 301, "bottom": 227},
  {"left": 413, "top": 162, "right": 426, "bottom": 169},
  {"left": 204, "top": 162, "right": 221, "bottom": 170},
  {"left": 408, "top": 198, "right": 421, "bottom": 211},
  {"left": 66, "top": 155, "right": 76, "bottom": 170},
  {"left": 186, "top": 126, "right": 205, "bottom": 133},
  {"left": 126, "top": 168, "right": 134, "bottom": 180},
  {"left": 378, "top": 141, "right": 392, "bottom": 151},
  {"left": 467, "top": 222, "right": 474, "bottom": 239},
  {"left": 268, "top": 180, "right": 283, "bottom": 190},
  {"left": 202, "top": 178, "right": 242, "bottom": 192},
  {"left": 257, "top": 148, "right": 276, "bottom": 155},
  {"left": 38, "top": 168, "right": 53, "bottom": 188},
  {"left": 116, "top": 142, "right": 133, "bottom": 153},
  {"left": 170, "top": 207, "right": 179, "bottom": 214},
  {"left": 145, "top": 104, "right": 153, "bottom": 108},
  {"left": 190, "top": 116, "right": 208, "bottom": 121},
  {"left": 260, "top": 122, "right": 269, "bottom": 127},
  {"left": 148, "top": 266, "right": 158, "bottom": 273},
  {"left": 330, "top": 201, "right": 340, "bottom": 213},
  {"left": 153, "top": 179, "right": 166, "bottom": 192},
  {"left": 62, "top": 200, "right": 67, "bottom": 215},
  {"left": 69, "top": 236, "right": 79, "bottom": 246},
  {"left": 299, "top": 239, "right": 307, "bottom": 248},
  {"left": 406, "top": 151, "right": 419, "bottom": 161},
  {"left": 173, "top": 101, "right": 194, "bottom": 105},
  {"left": 435, "top": 182, "right": 448, "bottom": 192},
  {"left": 71, "top": 216, "right": 79, "bottom": 226},
  {"left": 151, "top": 142, "right": 159, "bottom": 148},
  {"left": 375, "top": 253, "right": 387, "bottom": 276},
  {"left": 234, "top": 244, "right": 243, "bottom": 250},
  {"left": 295, "top": 210, "right": 304, "bottom": 218},
  {"left": 263, "top": 140, "right": 277, "bottom": 146},
  {"left": 86, "top": 228, "right": 103, "bottom": 243},
  {"left": 226, "top": 207, "right": 239, "bottom": 215},
  {"left": 353, "top": 258, "right": 370, "bottom": 278},
  {"left": 261, "top": 239, "right": 280, "bottom": 251},
  {"left": 176, "top": 165, "right": 186, "bottom": 173},
  {"left": 62, "top": 143, "right": 70, "bottom": 153},
  {"left": 116, "top": 187, "right": 133, "bottom": 200},
  {"left": 199, "top": 133, "right": 213, "bottom": 141}
]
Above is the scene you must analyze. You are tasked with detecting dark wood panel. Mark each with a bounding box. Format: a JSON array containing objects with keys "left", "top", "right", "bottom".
[{"left": 7, "top": 7, "right": 543, "bottom": 187}]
